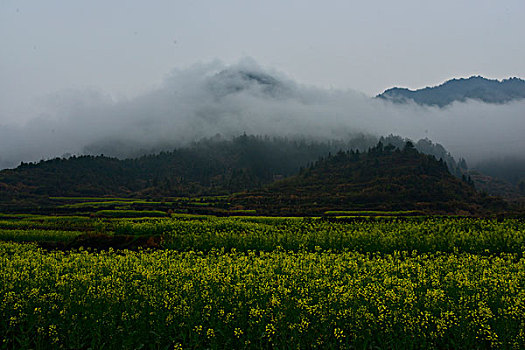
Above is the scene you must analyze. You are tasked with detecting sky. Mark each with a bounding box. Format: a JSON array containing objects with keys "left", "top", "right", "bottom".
[
  {"left": 0, "top": 0, "right": 524, "bottom": 169},
  {"left": 2, "top": 0, "right": 524, "bottom": 124}
]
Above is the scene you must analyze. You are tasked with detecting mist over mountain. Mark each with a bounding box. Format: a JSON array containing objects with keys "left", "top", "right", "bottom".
[
  {"left": 207, "top": 68, "right": 294, "bottom": 99},
  {"left": 377, "top": 76, "right": 525, "bottom": 107},
  {"left": 0, "top": 59, "right": 524, "bottom": 181}
]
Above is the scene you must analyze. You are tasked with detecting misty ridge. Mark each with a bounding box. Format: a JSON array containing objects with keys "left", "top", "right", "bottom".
[
  {"left": 377, "top": 76, "right": 525, "bottom": 107},
  {"left": 1, "top": 58, "right": 524, "bottom": 175}
]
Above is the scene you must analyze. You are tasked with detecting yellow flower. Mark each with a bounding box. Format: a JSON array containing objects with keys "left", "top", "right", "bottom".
[
  {"left": 207, "top": 328, "right": 215, "bottom": 338},
  {"left": 234, "top": 328, "right": 243, "bottom": 338},
  {"left": 334, "top": 328, "right": 344, "bottom": 340}
]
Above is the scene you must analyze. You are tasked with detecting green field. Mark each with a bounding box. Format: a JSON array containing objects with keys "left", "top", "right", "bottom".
[
  {"left": 1, "top": 204, "right": 524, "bottom": 348},
  {"left": 323, "top": 210, "right": 423, "bottom": 216}
]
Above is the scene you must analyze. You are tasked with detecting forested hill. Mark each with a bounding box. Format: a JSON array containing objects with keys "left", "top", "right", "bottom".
[
  {"left": 0, "top": 135, "right": 499, "bottom": 213},
  {"left": 233, "top": 142, "right": 503, "bottom": 215},
  {"left": 0, "top": 135, "right": 375, "bottom": 205},
  {"left": 377, "top": 76, "right": 525, "bottom": 107}
]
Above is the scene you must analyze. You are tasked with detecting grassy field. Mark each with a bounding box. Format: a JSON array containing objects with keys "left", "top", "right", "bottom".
[{"left": 1, "top": 200, "right": 524, "bottom": 348}]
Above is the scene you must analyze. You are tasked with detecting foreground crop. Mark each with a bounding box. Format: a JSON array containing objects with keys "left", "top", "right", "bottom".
[
  {"left": 2, "top": 242, "right": 525, "bottom": 349},
  {"left": 2, "top": 215, "right": 524, "bottom": 255}
]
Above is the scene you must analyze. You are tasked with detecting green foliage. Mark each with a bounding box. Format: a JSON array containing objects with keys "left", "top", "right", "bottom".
[
  {"left": 234, "top": 144, "right": 504, "bottom": 215},
  {"left": 59, "top": 201, "right": 141, "bottom": 209},
  {"left": 324, "top": 210, "right": 421, "bottom": 216},
  {"left": 50, "top": 197, "right": 137, "bottom": 202},
  {"left": 0, "top": 215, "right": 99, "bottom": 243},
  {"left": 170, "top": 213, "right": 214, "bottom": 220},
  {"left": 2, "top": 136, "right": 491, "bottom": 215},
  {"left": 0, "top": 229, "right": 82, "bottom": 243},
  {"left": 228, "top": 209, "right": 257, "bottom": 215},
  {"left": 1, "top": 136, "right": 370, "bottom": 202},
  {"left": 94, "top": 210, "right": 168, "bottom": 218},
  {"left": 0, "top": 216, "right": 95, "bottom": 232}
]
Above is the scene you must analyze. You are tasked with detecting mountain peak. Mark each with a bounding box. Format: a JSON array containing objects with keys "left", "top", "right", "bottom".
[
  {"left": 206, "top": 68, "right": 292, "bottom": 99},
  {"left": 377, "top": 76, "right": 525, "bottom": 107}
]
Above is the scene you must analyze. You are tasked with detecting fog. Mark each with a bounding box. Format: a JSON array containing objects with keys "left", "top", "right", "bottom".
[{"left": 1, "top": 59, "right": 524, "bottom": 169}]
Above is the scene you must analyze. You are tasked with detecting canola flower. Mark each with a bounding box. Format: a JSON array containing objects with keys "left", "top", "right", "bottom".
[
  {"left": 1, "top": 215, "right": 524, "bottom": 255},
  {"left": 1, "top": 240, "right": 525, "bottom": 349},
  {"left": 153, "top": 217, "right": 525, "bottom": 254}
]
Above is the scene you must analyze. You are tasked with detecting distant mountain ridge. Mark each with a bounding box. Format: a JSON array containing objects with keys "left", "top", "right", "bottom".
[{"left": 377, "top": 76, "right": 525, "bottom": 107}]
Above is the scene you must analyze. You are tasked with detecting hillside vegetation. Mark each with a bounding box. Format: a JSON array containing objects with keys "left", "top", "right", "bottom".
[
  {"left": 233, "top": 142, "right": 503, "bottom": 215},
  {"left": 0, "top": 135, "right": 472, "bottom": 209}
]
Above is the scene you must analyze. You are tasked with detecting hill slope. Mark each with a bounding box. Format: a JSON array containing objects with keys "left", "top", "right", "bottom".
[
  {"left": 377, "top": 76, "right": 525, "bottom": 107},
  {"left": 1, "top": 134, "right": 464, "bottom": 203},
  {"left": 233, "top": 142, "right": 503, "bottom": 215},
  {"left": 0, "top": 137, "right": 506, "bottom": 214},
  {"left": 0, "top": 136, "right": 378, "bottom": 207}
]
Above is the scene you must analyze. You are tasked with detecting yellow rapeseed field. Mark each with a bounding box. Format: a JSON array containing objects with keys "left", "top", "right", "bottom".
[{"left": 1, "top": 217, "right": 524, "bottom": 348}]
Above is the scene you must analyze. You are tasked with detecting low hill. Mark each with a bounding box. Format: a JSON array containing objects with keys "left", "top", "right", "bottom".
[
  {"left": 1, "top": 134, "right": 462, "bottom": 204},
  {"left": 377, "top": 76, "right": 525, "bottom": 107},
  {"left": 232, "top": 142, "right": 504, "bottom": 215},
  {"left": 0, "top": 136, "right": 506, "bottom": 214},
  {"left": 0, "top": 135, "right": 377, "bottom": 208}
]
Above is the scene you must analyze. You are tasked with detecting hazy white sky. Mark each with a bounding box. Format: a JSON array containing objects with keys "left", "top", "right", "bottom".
[{"left": 1, "top": 0, "right": 524, "bottom": 124}]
